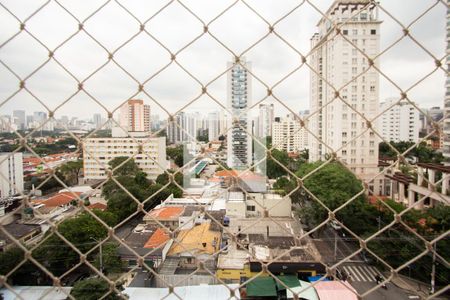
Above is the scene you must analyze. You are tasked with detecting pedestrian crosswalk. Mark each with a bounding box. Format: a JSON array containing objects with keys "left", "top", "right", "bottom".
[{"left": 341, "top": 264, "right": 384, "bottom": 282}]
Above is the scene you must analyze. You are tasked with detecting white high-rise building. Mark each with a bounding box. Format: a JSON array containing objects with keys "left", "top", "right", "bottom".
[
  {"left": 380, "top": 98, "right": 419, "bottom": 143},
  {"left": 93, "top": 113, "right": 102, "bottom": 129},
  {"left": 118, "top": 99, "right": 150, "bottom": 132},
  {"left": 208, "top": 112, "right": 220, "bottom": 142},
  {"left": 272, "top": 114, "right": 309, "bottom": 153},
  {"left": 309, "top": 0, "right": 381, "bottom": 193},
  {"left": 256, "top": 104, "right": 274, "bottom": 138},
  {"left": 13, "top": 110, "right": 25, "bottom": 130},
  {"left": 83, "top": 137, "right": 167, "bottom": 181},
  {"left": 0, "top": 152, "right": 23, "bottom": 199},
  {"left": 227, "top": 58, "right": 252, "bottom": 169}
]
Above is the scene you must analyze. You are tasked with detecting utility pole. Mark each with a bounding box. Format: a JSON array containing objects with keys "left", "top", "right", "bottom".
[
  {"left": 91, "top": 237, "right": 103, "bottom": 274},
  {"left": 334, "top": 230, "right": 338, "bottom": 262}
]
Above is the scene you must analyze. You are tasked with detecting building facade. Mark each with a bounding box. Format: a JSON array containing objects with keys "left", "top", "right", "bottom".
[
  {"left": 0, "top": 152, "right": 23, "bottom": 199},
  {"left": 256, "top": 104, "right": 274, "bottom": 138},
  {"left": 119, "top": 99, "right": 150, "bottom": 132},
  {"left": 83, "top": 137, "right": 167, "bottom": 180},
  {"left": 309, "top": 0, "right": 382, "bottom": 193},
  {"left": 380, "top": 98, "right": 420, "bottom": 143},
  {"left": 227, "top": 58, "right": 252, "bottom": 169},
  {"left": 272, "top": 115, "right": 309, "bottom": 153},
  {"left": 13, "top": 110, "right": 25, "bottom": 130}
]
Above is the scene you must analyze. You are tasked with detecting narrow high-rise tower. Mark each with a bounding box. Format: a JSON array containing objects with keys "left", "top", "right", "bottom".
[
  {"left": 227, "top": 58, "right": 252, "bottom": 169},
  {"left": 119, "top": 99, "right": 150, "bottom": 132},
  {"left": 309, "top": 0, "right": 382, "bottom": 193},
  {"left": 443, "top": 1, "right": 450, "bottom": 164}
]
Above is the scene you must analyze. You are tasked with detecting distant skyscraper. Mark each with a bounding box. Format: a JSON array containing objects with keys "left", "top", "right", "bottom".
[
  {"left": 13, "top": 110, "right": 25, "bottom": 130},
  {"left": 33, "top": 111, "right": 47, "bottom": 124},
  {"left": 208, "top": 112, "right": 220, "bottom": 141},
  {"left": 93, "top": 113, "right": 102, "bottom": 129},
  {"left": 151, "top": 114, "right": 160, "bottom": 131},
  {"left": 227, "top": 58, "right": 252, "bottom": 169},
  {"left": 380, "top": 98, "right": 419, "bottom": 143},
  {"left": 168, "top": 112, "right": 187, "bottom": 144},
  {"left": 256, "top": 103, "right": 274, "bottom": 138},
  {"left": 309, "top": 0, "right": 381, "bottom": 193},
  {"left": 26, "top": 115, "right": 33, "bottom": 129},
  {"left": 118, "top": 99, "right": 150, "bottom": 132}
]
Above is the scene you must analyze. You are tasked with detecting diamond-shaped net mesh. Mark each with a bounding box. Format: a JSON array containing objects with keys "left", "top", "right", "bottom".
[{"left": 0, "top": 0, "right": 449, "bottom": 299}]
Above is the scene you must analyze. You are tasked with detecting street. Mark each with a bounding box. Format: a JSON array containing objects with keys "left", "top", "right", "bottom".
[{"left": 314, "top": 226, "right": 424, "bottom": 300}]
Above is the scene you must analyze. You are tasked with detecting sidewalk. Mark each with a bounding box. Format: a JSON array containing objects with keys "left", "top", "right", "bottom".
[{"left": 386, "top": 273, "right": 440, "bottom": 299}]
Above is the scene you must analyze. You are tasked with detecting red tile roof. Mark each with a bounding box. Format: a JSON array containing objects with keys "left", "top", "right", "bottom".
[
  {"left": 148, "top": 207, "right": 184, "bottom": 220},
  {"left": 88, "top": 203, "right": 107, "bottom": 211},
  {"left": 33, "top": 192, "right": 82, "bottom": 207},
  {"left": 144, "top": 228, "right": 170, "bottom": 249}
]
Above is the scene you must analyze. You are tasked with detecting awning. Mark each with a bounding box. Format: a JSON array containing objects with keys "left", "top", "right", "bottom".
[
  {"left": 286, "top": 280, "right": 319, "bottom": 300},
  {"left": 246, "top": 277, "right": 277, "bottom": 297},
  {"left": 275, "top": 275, "right": 300, "bottom": 290},
  {"left": 308, "top": 275, "right": 330, "bottom": 282}
]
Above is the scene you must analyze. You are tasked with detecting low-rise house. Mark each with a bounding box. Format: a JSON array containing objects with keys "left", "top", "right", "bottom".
[
  {"left": 143, "top": 206, "right": 185, "bottom": 230},
  {"left": 117, "top": 224, "right": 172, "bottom": 269},
  {"left": 0, "top": 222, "right": 42, "bottom": 251}
]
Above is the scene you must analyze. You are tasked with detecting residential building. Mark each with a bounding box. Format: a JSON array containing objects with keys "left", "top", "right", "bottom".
[
  {"left": 82, "top": 136, "right": 167, "bottom": 181},
  {"left": 272, "top": 114, "right": 309, "bottom": 153},
  {"left": 167, "top": 112, "right": 187, "bottom": 144},
  {"left": 93, "top": 113, "right": 102, "bottom": 129},
  {"left": 208, "top": 112, "right": 220, "bottom": 141},
  {"left": 227, "top": 58, "right": 252, "bottom": 169},
  {"left": 13, "top": 110, "right": 25, "bottom": 130},
  {"left": 0, "top": 152, "right": 23, "bottom": 199},
  {"left": 309, "top": 0, "right": 382, "bottom": 193},
  {"left": 118, "top": 99, "right": 150, "bottom": 132},
  {"left": 380, "top": 98, "right": 420, "bottom": 143},
  {"left": 256, "top": 103, "right": 274, "bottom": 138}
]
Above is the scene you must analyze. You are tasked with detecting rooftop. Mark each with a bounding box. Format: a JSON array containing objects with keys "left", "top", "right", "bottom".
[
  {"left": 144, "top": 228, "right": 170, "bottom": 249},
  {"left": 144, "top": 206, "right": 185, "bottom": 221},
  {"left": 168, "top": 222, "right": 221, "bottom": 256},
  {"left": 32, "top": 192, "right": 82, "bottom": 208}
]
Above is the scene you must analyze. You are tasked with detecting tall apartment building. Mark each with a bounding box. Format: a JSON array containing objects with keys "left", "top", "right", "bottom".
[
  {"left": 256, "top": 104, "right": 274, "bottom": 138},
  {"left": 272, "top": 114, "right": 309, "bottom": 153},
  {"left": 168, "top": 112, "right": 187, "bottom": 144},
  {"left": 93, "top": 113, "right": 102, "bottom": 129},
  {"left": 13, "top": 110, "right": 25, "bottom": 130},
  {"left": 83, "top": 137, "right": 167, "bottom": 181},
  {"left": 309, "top": 0, "right": 382, "bottom": 193},
  {"left": 119, "top": 99, "right": 150, "bottom": 132},
  {"left": 444, "top": 0, "right": 450, "bottom": 163},
  {"left": 227, "top": 58, "right": 252, "bottom": 169},
  {"left": 208, "top": 112, "right": 220, "bottom": 142},
  {"left": 380, "top": 98, "right": 419, "bottom": 143},
  {"left": 0, "top": 152, "right": 23, "bottom": 199}
]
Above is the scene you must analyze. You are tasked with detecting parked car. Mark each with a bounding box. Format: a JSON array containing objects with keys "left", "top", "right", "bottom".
[{"left": 329, "top": 220, "right": 342, "bottom": 230}]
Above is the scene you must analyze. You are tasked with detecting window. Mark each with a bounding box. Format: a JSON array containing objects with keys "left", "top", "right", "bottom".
[
  {"left": 343, "top": 29, "right": 348, "bottom": 35},
  {"left": 352, "top": 29, "right": 358, "bottom": 35},
  {"left": 371, "top": 29, "right": 377, "bottom": 35},
  {"left": 370, "top": 86, "right": 376, "bottom": 92},
  {"left": 246, "top": 205, "right": 256, "bottom": 212}
]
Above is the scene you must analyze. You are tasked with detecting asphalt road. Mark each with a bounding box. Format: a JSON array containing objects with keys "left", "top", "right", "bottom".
[{"left": 314, "top": 226, "right": 421, "bottom": 300}]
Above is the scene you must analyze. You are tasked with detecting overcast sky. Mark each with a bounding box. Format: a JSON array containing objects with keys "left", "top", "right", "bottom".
[{"left": 0, "top": 0, "right": 447, "bottom": 122}]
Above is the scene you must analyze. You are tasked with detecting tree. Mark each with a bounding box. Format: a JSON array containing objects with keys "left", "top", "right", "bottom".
[
  {"left": 108, "top": 157, "right": 139, "bottom": 176},
  {"left": 59, "top": 160, "right": 83, "bottom": 185},
  {"left": 70, "top": 278, "right": 124, "bottom": 300},
  {"left": 93, "top": 243, "right": 124, "bottom": 275},
  {"left": 266, "top": 149, "right": 289, "bottom": 179}
]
